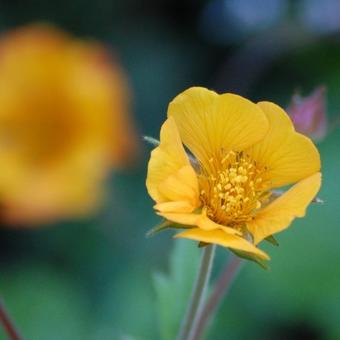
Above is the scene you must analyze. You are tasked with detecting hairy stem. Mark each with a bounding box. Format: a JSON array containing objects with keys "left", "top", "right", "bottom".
[
  {"left": 190, "top": 256, "right": 243, "bottom": 340},
  {"left": 178, "top": 245, "right": 215, "bottom": 340}
]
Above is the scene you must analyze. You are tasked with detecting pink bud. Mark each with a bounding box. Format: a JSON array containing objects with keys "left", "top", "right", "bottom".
[{"left": 287, "top": 86, "right": 327, "bottom": 142}]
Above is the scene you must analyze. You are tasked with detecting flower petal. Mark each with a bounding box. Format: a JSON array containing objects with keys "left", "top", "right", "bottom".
[
  {"left": 247, "top": 101, "right": 321, "bottom": 188},
  {"left": 146, "top": 117, "right": 199, "bottom": 209},
  {"left": 167, "top": 87, "right": 269, "bottom": 166},
  {"left": 174, "top": 228, "right": 269, "bottom": 260},
  {"left": 247, "top": 172, "right": 321, "bottom": 245},
  {"left": 154, "top": 201, "right": 195, "bottom": 214},
  {"left": 198, "top": 212, "right": 241, "bottom": 235},
  {"left": 157, "top": 165, "right": 199, "bottom": 203},
  {"left": 157, "top": 212, "right": 200, "bottom": 226},
  {"left": 158, "top": 211, "right": 241, "bottom": 235}
]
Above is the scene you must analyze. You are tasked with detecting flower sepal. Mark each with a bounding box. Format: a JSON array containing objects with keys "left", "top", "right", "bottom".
[
  {"left": 264, "top": 235, "right": 279, "bottom": 247},
  {"left": 198, "top": 241, "right": 210, "bottom": 248},
  {"left": 230, "top": 248, "right": 269, "bottom": 270},
  {"left": 146, "top": 220, "right": 189, "bottom": 238}
]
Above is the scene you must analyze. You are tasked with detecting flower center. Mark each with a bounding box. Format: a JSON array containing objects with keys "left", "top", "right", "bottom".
[
  {"left": 199, "top": 150, "right": 270, "bottom": 226},
  {"left": 0, "top": 91, "right": 79, "bottom": 167}
]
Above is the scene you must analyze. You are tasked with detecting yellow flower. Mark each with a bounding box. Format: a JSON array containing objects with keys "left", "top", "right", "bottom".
[
  {"left": 0, "top": 24, "right": 137, "bottom": 225},
  {"left": 146, "top": 87, "right": 321, "bottom": 261}
]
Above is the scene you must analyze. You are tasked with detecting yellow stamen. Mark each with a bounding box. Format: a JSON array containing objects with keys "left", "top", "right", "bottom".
[{"left": 199, "top": 150, "right": 269, "bottom": 225}]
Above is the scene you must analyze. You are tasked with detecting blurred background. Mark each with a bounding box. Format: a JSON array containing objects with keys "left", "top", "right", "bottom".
[{"left": 0, "top": 0, "right": 339, "bottom": 339}]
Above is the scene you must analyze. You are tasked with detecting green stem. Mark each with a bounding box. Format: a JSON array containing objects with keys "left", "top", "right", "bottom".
[
  {"left": 177, "top": 245, "right": 215, "bottom": 340},
  {"left": 190, "top": 255, "right": 243, "bottom": 340}
]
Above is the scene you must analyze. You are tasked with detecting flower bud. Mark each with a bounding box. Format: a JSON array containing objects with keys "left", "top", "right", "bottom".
[{"left": 287, "top": 86, "right": 327, "bottom": 142}]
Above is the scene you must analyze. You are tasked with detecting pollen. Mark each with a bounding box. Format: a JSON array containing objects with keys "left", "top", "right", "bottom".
[{"left": 199, "top": 150, "right": 270, "bottom": 225}]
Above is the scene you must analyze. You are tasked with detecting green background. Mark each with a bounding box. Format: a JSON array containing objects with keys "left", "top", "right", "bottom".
[{"left": 0, "top": 0, "right": 339, "bottom": 339}]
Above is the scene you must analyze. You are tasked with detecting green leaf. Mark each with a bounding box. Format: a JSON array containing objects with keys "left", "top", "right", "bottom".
[
  {"left": 264, "top": 235, "right": 279, "bottom": 247},
  {"left": 153, "top": 239, "right": 200, "bottom": 340},
  {"left": 230, "top": 248, "right": 269, "bottom": 270}
]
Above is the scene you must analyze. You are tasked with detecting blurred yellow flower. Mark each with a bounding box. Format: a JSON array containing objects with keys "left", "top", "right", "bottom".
[
  {"left": 0, "top": 24, "right": 137, "bottom": 225},
  {"left": 147, "top": 87, "right": 321, "bottom": 261}
]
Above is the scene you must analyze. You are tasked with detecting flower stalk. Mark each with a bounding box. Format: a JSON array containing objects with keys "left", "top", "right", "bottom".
[
  {"left": 189, "top": 255, "right": 243, "bottom": 340},
  {"left": 0, "top": 298, "right": 22, "bottom": 340},
  {"left": 178, "top": 245, "right": 215, "bottom": 340}
]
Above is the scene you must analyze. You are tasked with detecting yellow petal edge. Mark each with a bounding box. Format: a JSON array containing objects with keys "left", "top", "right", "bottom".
[
  {"left": 168, "top": 87, "right": 269, "bottom": 167},
  {"left": 175, "top": 228, "right": 270, "bottom": 260},
  {"left": 248, "top": 172, "right": 322, "bottom": 244},
  {"left": 146, "top": 117, "right": 199, "bottom": 211},
  {"left": 247, "top": 101, "right": 321, "bottom": 188}
]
